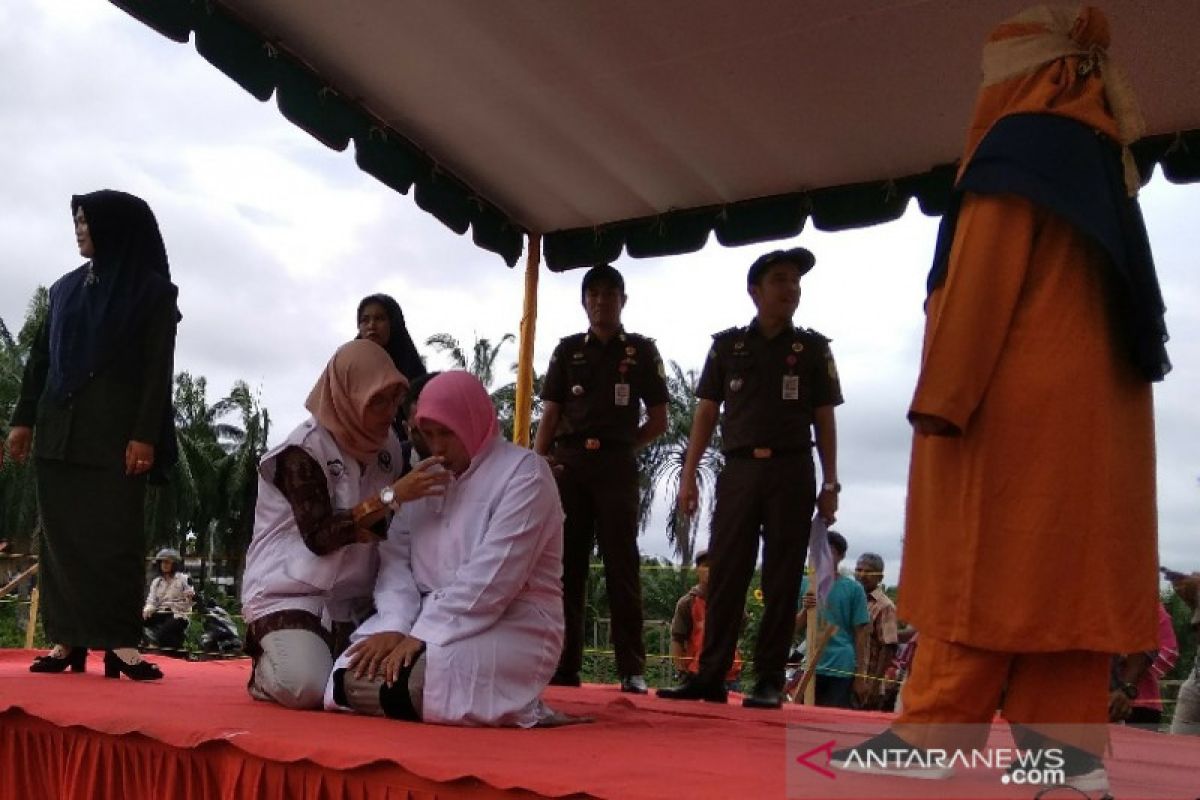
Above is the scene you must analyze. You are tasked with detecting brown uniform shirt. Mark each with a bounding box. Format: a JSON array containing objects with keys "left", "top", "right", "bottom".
[
  {"left": 695, "top": 320, "right": 843, "bottom": 453},
  {"left": 541, "top": 328, "right": 669, "bottom": 446}
]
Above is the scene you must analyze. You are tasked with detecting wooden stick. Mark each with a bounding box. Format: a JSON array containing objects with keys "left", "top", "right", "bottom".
[
  {"left": 0, "top": 561, "right": 38, "bottom": 596},
  {"left": 25, "top": 586, "right": 40, "bottom": 650},
  {"left": 790, "top": 623, "right": 838, "bottom": 704}
]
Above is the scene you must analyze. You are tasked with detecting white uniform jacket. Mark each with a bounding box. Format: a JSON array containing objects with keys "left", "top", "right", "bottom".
[
  {"left": 329, "top": 436, "right": 564, "bottom": 727},
  {"left": 241, "top": 418, "right": 406, "bottom": 625}
]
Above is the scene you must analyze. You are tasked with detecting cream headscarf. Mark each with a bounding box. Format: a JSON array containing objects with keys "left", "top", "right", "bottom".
[
  {"left": 964, "top": 5, "right": 1145, "bottom": 195},
  {"left": 305, "top": 339, "right": 409, "bottom": 464}
]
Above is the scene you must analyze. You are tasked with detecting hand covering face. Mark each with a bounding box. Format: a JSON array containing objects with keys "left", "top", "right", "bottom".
[{"left": 410, "top": 370, "right": 499, "bottom": 458}]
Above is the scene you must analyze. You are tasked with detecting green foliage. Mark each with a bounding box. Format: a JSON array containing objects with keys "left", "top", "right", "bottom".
[
  {"left": 1164, "top": 591, "right": 1197, "bottom": 681},
  {"left": 579, "top": 558, "right": 766, "bottom": 687},
  {"left": 0, "top": 289, "right": 48, "bottom": 554},
  {"left": 638, "top": 361, "right": 723, "bottom": 565},
  {"left": 145, "top": 373, "right": 270, "bottom": 590}
]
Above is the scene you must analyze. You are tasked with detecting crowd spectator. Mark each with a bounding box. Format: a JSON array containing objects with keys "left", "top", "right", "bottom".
[
  {"left": 669, "top": 550, "right": 743, "bottom": 690},
  {"left": 796, "top": 531, "right": 869, "bottom": 708},
  {"left": 855, "top": 552, "right": 899, "bottom": 710}
]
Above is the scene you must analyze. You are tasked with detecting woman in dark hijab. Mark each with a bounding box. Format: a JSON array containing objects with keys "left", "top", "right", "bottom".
[
  {"left": 356, "top": 294, "right": 427, "bottom": 436},
  {"left": 3, "top": 190, "right": 179, "bottom": 681}
]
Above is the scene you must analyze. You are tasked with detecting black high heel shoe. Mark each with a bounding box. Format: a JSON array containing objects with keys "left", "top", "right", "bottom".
[
  {"left": 103, "top": 650, "right": 163, "bottom": 681},
  {"left": 29, "top": 646, "right": 87, "bottom": 674}
]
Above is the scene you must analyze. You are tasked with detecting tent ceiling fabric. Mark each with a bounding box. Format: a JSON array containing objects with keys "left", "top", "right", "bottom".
[{"left": 112, "top": 0, "right": 1200, "bottom": 270}]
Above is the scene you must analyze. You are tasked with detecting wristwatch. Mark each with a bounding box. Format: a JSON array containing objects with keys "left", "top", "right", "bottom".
[
  {"left": 821, "top": 482, "right": 842, "bottom": 494},
  {"left": 1118, "top": 681, "right": 1138, "bottom": 700},
  {"left": 379, "top": 485, "right": 398, "bottom": 510}
]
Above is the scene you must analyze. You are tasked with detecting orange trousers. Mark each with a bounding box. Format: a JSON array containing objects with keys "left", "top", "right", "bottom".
[{"left": 894, "top": 636, "right": 1109, "bottom": 755}]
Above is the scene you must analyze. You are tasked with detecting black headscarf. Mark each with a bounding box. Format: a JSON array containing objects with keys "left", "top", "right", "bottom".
[
  {"left": 48, "top": 190, "right": 180, "bottom": 482},
  {"left": 48, "top": 190, "right": 179, "bottom": 398},
  {"left": 926, "top": 113, "right": 1170, "bottom": 383},
  {"left": 355, "top": 294, "right": 426, "bottom": 383}
]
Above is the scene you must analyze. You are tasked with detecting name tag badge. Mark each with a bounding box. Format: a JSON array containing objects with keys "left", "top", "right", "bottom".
[
  {"left": 614, "top": 383, "right": 631, "bottom": 407},
  {"left": 782, "top": 375, "right": 799, "bottom": 401}
]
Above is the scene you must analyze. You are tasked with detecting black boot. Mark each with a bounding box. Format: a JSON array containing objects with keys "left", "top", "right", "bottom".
[
  {"left": 742, "top": 681, "right": 784, "bottom": 709},
  {"left": 656, "top": 675, "right": 727, "bottom": 703}
]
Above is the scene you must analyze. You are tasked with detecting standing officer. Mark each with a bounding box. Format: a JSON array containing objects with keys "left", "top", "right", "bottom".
[
  {"left": 534, "top": 264, "right": 669, "bottom": 694},
  {"left": 657, "top": 247, "right": 842, "bottom": 709}
]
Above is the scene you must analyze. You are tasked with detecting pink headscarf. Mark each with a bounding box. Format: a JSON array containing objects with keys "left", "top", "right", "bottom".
[
  {"left": 305, "top": 339, "right": 408, "bottom": 464},
  {"left": 411, "top": 371, "right": 500, "bottom": 457}
]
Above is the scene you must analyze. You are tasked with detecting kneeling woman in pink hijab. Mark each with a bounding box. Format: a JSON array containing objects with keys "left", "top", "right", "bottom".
[
  {"left": 327, "top": 371, "right": 570, "bottom": 727},
  {"left": 241, "top": 340, "right": 448, "bottom": 709}
]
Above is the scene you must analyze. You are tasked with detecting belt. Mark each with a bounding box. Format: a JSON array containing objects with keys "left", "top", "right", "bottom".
[
  {"left": 724, "top": 446, "right": 809, "bottom": 460},
  {"left": 555, "top": 436, "right": 633, "bottom": 452}
]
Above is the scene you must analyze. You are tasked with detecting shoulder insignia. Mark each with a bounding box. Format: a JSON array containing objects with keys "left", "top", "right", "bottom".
[
  {"left": 558, "top": 332, "right": 587, "bottom": 345},
  {"left": 712, "top": 326, "right": 742, "bottom": 340},
  {"left": 802, "top": 327, "right": 831, "bottom": 344}
]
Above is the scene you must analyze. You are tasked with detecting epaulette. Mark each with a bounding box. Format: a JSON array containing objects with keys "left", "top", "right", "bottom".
[
  {"left": 558, "top": 332, "right": 587, "bottom": 346},
  {"left": 712, "top": 326, "right": 742, "bottom": 340},
  {"left": 801, "top": 327, "right": 831, "bottom": 344}
]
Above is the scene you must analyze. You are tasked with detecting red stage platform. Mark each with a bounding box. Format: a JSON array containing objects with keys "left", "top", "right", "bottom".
[{"left": 1, "top": 649, "right": 1197, "bottom": 799}]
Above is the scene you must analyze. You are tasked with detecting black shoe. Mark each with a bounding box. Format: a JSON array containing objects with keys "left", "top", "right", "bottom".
[
  {"left": 29, "top": 646, "right": 87, "bottom": 674},
  {"left": 742, "top": 683, "right": 784, "bottom": 709},
  {"left": 620, "top": 674, "right": 648, "bottom": 694},
  {"left": 103, "top": 650, "right": 163, "bottom": 681},
  {"left": 656, "top": 676, "right": 728, "bottom": 703},
  {"left": 829, "top": 730, "right": 953, "bottom": 779},
  {"left": 548, "top": 670, "right": 581, "bottom": 687}
]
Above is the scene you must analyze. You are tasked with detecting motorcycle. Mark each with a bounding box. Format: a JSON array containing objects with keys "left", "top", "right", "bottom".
[{"left": 198, "top": 592, "right": 243, "bottom": 655}]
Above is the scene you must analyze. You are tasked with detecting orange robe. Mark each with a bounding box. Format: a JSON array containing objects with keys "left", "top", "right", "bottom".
[{"left": 897, "top": 192, "right": 1158, "bottom": 655}]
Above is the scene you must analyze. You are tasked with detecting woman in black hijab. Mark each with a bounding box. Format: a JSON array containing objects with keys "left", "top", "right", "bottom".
[
  {"left": 356, "top": 293, "right": 426, "bottom": 437},
  {"left": 3, "top": 190, "right": 179, "bottom": 680}
]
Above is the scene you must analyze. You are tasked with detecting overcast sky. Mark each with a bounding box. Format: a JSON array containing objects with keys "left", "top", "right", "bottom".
[{"left": 2, "top": 1, "right": 1195, "bottom": 582}]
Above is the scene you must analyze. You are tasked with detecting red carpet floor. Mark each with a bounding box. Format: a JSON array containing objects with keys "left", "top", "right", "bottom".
[{"left": 1, "top": 649, "right": 1197, "bottom": 799}]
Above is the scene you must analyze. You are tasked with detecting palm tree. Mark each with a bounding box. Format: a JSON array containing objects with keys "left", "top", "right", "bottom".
[
  {"left": 637, "top": 361, "right": 723, "bottom": 566},
  {"left": 0, "top": 289, "right": 48, "bottom": 554},
  {"left": 211, "top": 380, "right": 270, "bottom": 588},
  {"left": 425, "top": 332, "right": 516, "bottom": 390},
  {"left": 144, "top": 374, "right": 270, "bottom": 592},
  {"left": 492, "top": 367, "right": 545, "bottom": 443}
]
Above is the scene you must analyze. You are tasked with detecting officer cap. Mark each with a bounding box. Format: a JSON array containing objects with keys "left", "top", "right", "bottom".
[
  {"left": 746, "top": 247, "right": 816, "bottom": 286},
  {"left": 581, "top": 263, "right": 625, "bottom": 300}
]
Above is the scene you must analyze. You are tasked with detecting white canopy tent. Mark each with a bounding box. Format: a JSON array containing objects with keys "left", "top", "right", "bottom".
[{"left": 111, "top": 0, "right": 1200, "bottom": 438}]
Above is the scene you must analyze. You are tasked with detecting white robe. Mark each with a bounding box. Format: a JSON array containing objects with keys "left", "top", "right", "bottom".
[
  {"left": 328, "top": 436, "right": 565, "bottom": 727},
  {"left": 241, "top": 418, "right": 406, "bottom": 625}
]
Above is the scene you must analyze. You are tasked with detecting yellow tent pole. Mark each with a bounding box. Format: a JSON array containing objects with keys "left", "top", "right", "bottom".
[{"left": 512, "top": 233, "right": 541, "bottom": 446}]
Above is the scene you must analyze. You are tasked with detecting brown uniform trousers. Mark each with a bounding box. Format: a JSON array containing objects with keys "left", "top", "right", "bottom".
[
  {"left": 696, "top": 452, "right": 815, "bottom": 691},
  {"left": 553, "top": 444, "right": 644, "bottom": 678}
]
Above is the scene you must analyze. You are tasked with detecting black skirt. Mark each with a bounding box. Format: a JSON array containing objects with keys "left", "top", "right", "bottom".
[{"left": 35, "top": 458, "right": 146, "bottom": 649}]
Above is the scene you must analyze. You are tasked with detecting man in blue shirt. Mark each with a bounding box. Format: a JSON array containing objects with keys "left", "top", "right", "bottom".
[{"left": 797, "top": 531, "right": 869, "bottom": 708}]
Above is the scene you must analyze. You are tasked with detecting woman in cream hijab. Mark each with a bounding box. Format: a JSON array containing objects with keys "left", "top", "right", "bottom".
[{"left": 241, "top": 340, "right": 448, "bottom": 710}]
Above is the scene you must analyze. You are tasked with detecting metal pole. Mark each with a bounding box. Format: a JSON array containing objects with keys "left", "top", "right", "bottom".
[{"left": 512, "top": 233, "right": 541, "bottom": 446}]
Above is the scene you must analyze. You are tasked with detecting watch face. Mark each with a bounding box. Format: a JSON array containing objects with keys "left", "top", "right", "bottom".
[{"left": 380, "top": 486, "right": 395, "bottom": 505}]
